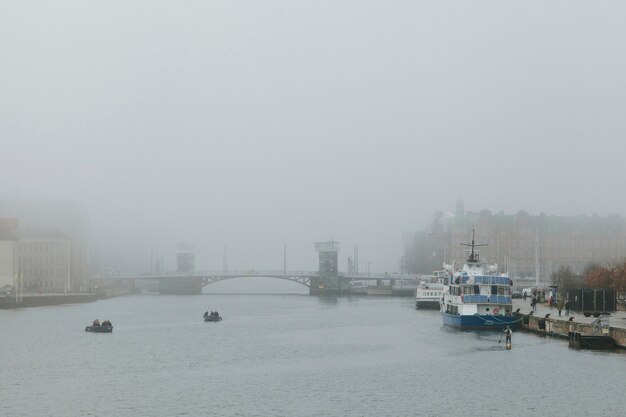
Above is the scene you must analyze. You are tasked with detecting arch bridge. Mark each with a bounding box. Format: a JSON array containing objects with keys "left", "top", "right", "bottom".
[
  {"left": 198, "top": 272, "right": 315, "bottom": 289},
  {"left": 93, "top": 270, "right": 401, "bottom": 295}
]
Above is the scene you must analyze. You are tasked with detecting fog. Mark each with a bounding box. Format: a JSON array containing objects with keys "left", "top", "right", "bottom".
[{"left": 2, "top": 1, "right": 626, "bottom": 274}]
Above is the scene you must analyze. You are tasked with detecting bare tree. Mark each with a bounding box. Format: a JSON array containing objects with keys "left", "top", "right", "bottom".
[{"left": 551, "top": 265, "right": 583, "bottom": 290}]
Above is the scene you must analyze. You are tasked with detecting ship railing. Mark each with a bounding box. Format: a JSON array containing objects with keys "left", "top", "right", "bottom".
[
  {"left": 462, "top": 295, "right": 512, "bottom": 304},
  {"left": 473, "top": 275, "right": 511, "bottom": 285},
  {"left": 456, "top": 275, "right": 511, "bottom": 285}
]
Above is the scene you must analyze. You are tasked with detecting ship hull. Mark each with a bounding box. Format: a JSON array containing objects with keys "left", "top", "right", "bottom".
[
  {"left": 415, "top": 300, "right": 441, "bottom": 309},
  {"left": 442, "top": 312, "right": 518, "bottom": 330}
]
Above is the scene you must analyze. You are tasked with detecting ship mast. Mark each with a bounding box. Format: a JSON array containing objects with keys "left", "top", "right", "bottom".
[{"left": 460, "top": 229, "right": 487, "bottom": 263}]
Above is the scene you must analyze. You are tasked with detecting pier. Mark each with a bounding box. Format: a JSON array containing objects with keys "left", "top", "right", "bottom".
[{"left": 512, "top": 298, "right": 626, "bottom": 348}]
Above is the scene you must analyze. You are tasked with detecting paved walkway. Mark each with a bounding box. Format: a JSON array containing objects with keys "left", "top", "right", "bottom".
[{"left": 513, "top": 298, "right": 626, "bottom": 329}]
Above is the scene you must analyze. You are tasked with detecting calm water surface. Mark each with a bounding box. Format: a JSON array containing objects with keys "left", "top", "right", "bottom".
[{"left": 1, "top": 285, "right": 624, "bottom": 417}]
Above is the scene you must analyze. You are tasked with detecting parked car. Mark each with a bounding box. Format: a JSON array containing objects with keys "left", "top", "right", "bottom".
[{"left": 512, "top": 291, "right": 522, "bottom": 299}]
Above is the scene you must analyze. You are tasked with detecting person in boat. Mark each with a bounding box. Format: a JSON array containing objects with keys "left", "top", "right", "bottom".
[
  {"left": 213, "top": 311, "right": 219, "bottom": 317},
  {"left": 503, "top": 325, "right": 512, "bottom": 345},
  {"left": 92, "top": 319, "right": 100, "bottom": 326},
  {"left": 203, "top": 311, "right": 209, "bottom": 320},
  {"left": 102, "top": 320, "right": 111, "bottom": 327}
]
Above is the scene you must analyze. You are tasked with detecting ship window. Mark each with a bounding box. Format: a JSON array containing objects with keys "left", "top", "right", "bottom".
[
  {"left": 491, "top": 285, "right": 497, "bottom": 295},
  {"left": 498, "top": 287, "right": 505, "bottom": 295},
  {"left": 474, "top": 285, "right": 479, "bottom": 294}
]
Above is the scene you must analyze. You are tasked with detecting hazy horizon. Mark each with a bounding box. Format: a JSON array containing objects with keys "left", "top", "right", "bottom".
[{"left": 2, "top": 1, "right": 626, "bottom": 273}]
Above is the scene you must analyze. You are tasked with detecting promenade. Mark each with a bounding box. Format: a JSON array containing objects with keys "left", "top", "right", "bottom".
[
  {"left": 513, "top": 298, "right": 626, "bottom": 329},
  {"left": 512, "top": 297, "right": 626, "bottom": 348}
]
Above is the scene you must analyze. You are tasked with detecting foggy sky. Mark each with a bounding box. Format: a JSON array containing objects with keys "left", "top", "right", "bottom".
[{"left": 2, "top": 1, "right": 626, "bottom": 273}]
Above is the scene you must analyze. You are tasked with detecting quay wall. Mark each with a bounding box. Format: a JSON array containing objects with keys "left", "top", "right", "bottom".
[
  {"left": 518, "top": 313, "right": 626, "bottom": 348},
  {"left": 367, "top": 286, "right": 393, "bottom": 296},
  {"left": 0, "top": 293, "right": 98, "bottom": 309},
  {"left": 99, "top": 287, "right": 133, "bottom": 299}
]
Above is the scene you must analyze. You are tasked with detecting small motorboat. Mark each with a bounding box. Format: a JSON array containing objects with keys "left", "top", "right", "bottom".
[
  {"left": 203, "top": 311, "right": 222, "bottom": 322},
  {"left": 85, "top": 325, "right": 113, "bottom": 333}
]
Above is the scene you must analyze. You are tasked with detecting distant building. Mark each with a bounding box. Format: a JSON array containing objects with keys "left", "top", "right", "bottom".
[
  {"left": 0, "top": 219, "right": 18, "bottom": 288},
  {"left": 177, "top": 243, "right": 195, "bottom": 273},
  {"left": 16, "top": 229, "right": 72, "bottom": 293},
  {"left": 406, "top": 203, "right": 626, "bottom": 281},
  {"left": 0, "top": 201, "right": 90, "bottom": 290}
]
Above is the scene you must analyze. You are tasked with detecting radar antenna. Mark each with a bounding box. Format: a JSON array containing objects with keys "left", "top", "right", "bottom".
[{"left": 460, "top": 229, "right": 487, "bottom": 263}]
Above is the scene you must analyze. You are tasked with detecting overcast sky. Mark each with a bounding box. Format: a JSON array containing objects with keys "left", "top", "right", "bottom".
[{"left": 1, "top": 1, "right": 626, "bottom": 273}]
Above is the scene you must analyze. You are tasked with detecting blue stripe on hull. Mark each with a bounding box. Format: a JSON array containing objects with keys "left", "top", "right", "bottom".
[{"left": 442, "top": 313, "right": 518, "bottom": 330}]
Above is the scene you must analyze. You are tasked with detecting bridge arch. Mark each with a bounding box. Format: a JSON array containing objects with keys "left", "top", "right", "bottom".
[{"left": 199, "top": 274, "right": 312, "bottom": 289}]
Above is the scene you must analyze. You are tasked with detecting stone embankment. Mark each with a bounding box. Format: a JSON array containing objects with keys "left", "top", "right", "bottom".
[
  {"left": 0, "top": 293, "right": 98, "bottom": 309},
  {"left": 513, "top": 299, "right": 626, "bottom": 348},
  {"left": 0, "top": 286, "right": 134, "bottom": 309}
]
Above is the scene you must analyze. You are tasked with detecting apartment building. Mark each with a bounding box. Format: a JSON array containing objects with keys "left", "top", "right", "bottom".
[{"left": 407, "top": 201, "right": 626, "bottom": 279}]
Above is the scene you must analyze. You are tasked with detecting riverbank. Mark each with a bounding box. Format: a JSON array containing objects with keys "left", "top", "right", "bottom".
[
  {"left": 0, "top": 293, "right": 99, "bottom": 308},
  {"left": 513, "top": 298, "right": 626, "bottom": 348},
  {"left": 0, "top": 286, "right": 136, "bottom": 309}
]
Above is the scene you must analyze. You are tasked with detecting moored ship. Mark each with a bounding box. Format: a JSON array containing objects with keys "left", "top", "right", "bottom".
[
  {"left": 441, "top": 231, "right": 518, "bottom": 330},
  {"left": 415, "top": 272, "right": 444, "bottom": 309}
]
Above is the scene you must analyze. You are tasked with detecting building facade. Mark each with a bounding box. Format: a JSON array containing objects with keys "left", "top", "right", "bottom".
[
  {"left": 16, "top": 231, "right": 72, "bottom": 293},
  {"left": 0, "top": 219, "right": 17, "bottom": 288},
  {"left": 407, "top": 202, "right": 626, "bottom": 282},
  {"left": 0, "top": 217, "right": 87, "bottom": 293},
  {"left": 0, "top": 201, "right": 90, "bottom": 291}
]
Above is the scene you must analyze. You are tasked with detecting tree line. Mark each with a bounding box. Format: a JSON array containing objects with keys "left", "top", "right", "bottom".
[{"left": 551, "top": 262, "right": 626, "bottom": 292}]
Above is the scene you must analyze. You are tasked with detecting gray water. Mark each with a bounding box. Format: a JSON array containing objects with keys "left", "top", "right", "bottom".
[{"left": 1, "top": 286, "right": 624, "bottom": 417}]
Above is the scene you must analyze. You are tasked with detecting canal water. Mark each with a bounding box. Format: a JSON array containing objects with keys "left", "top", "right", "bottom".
[{"left": 1, "top": 279, "right": 624, "bottom": 417}]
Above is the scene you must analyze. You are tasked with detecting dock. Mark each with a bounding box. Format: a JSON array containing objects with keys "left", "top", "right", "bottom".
[{"left": 512, "top": 298, "right": 626, "bottom": 348}]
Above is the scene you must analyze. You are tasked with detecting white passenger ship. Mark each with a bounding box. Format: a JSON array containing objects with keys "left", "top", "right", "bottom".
[
  {"left": 415, "top": 271, "right": 445, "bottom": 309},
  {"left": 441, "top": 231, "right": 518, "bottom": 330}
]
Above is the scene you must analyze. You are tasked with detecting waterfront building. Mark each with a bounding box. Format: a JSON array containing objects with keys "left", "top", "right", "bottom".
[
  {"left": 405, "top": 201, "right": 626, "bottom": 281},
  {"left": 0, "top": 219, "right": 18, "bottom": 288},
  {"left": 0, "top": 201, "right": 90, "bottom": 291},
  {"left": 16, "top": 229, "right": 73, "bottom": 293}
]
